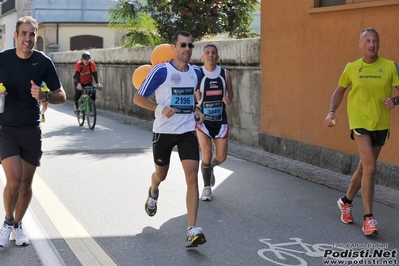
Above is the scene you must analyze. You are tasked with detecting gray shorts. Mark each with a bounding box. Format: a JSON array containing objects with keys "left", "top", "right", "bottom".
[{"left": 0, "top": 125, "right": 43, "bottom": 166}]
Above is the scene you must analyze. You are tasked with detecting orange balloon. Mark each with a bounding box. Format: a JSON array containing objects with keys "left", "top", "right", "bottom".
[
  {"left": 132, "top": 65, "right": 152, "bottom": 89},
  {"left": 151, "top": 44, "right": 174, "bottom": 65}
]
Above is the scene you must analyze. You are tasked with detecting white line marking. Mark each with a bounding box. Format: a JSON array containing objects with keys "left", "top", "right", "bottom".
[
  {"left": 32, "top": 173, "right": 117, "bottom": 266},
  {"left": 0, "top": 170, "right": 63, "bottom": 265},
  {"left": 24, "top": 209, "right": 65, "bottom": 266}
]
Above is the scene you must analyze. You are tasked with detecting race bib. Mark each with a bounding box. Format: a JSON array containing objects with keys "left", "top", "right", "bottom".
[
  {"left": 170, "top": 87, "right": 194, "bottom": 114},
  {"left": 203, "top": 100, "right": 223, "bottom": 121}
]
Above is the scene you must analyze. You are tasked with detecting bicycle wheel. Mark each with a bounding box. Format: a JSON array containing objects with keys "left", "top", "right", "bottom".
[
  {"left": 77, "top": 100, "right": 85, "bottom": 126},
  {"left": 257, "top": 249, "right": 307, "bottom": 266},
  {"left": 87, "top": 99, "right": 96, "bottom": 129}
]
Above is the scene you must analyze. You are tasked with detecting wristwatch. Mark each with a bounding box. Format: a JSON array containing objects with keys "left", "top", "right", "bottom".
[
  {"left": 44, "top": 92, "right": 51, "bottom": 102},
  {"left": 394, "top": 98, "right": 398, "bottom": 105}
]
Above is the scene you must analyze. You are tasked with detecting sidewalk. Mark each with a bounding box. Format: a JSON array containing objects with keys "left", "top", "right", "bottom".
[{"left": 98, "top": 107, "right": 399, "bottom": 210}]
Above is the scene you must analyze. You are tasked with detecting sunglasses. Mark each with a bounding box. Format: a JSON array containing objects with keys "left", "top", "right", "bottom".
[{"left": 178, "top": 42, "right": 195, "bottom": 49}]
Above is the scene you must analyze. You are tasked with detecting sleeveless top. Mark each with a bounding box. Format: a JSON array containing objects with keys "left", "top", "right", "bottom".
[
  {"left": 197, "top": 65, "right": 228, "bottom": 124},
  {"left": 152, "top": 62, "right": 199, "bottom": 134}
]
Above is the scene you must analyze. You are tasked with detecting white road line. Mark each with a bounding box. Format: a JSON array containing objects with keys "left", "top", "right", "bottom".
[
  {"left": 32, "top": 173, "right": 117, "bottom": 266},
  {"left": 24, "top": 209, "right": 65, "bottom": 266},
  {"left": 1, "top": 170, "right": 63, "bottom": 265}
]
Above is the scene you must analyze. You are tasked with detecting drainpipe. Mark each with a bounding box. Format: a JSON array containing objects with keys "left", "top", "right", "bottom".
[{"left": 81, "top": 0, "right": 85, "bottom": 21}]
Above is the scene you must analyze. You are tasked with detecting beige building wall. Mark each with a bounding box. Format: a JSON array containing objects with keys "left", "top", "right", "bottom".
[
  {"left": 260, "top": 0, "right": 399, "bottom": 166},
  {"left": 1, "top": 13, "right": 18, "bottom": 50},
  {"left": 58, "top": 24, "right": 122, "bottom": 51},
  {"left": 1, "top": 0, "right": 118, "bottom": 52},
  {"left": 38, "top": 23, "right": 122, "bottom": 53}
]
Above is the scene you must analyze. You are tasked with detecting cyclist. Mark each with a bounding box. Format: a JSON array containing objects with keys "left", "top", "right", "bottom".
[{"left": 73, "top": 51, "right": 103, "bottom": 113}]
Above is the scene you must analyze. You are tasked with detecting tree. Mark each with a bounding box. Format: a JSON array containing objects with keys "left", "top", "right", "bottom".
[
  {"left": 106, "top": 0, "right": 259, "bottom": 46},
  {"left": 105, "top": 0, "right": 161, "bottom": 47},
  {"left": 223, "top": 0, "right": 260, "bottom": 39},
  {"left": 146, "top": 0, "right": 259, "bottom": 42}
]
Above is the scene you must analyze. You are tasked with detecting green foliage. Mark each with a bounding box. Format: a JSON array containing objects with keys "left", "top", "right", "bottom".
[
  {"left": 223, "top": 0, "right": 260, "bottom": 39},
  {"left": 146, "top": 0, "right": 259, "bottom": 42},
  {"left": 105, "top": 0, "right": 161, "bottom": 47},
  {"left": 106, "top": 0, "right": 259, "bottom": 47}
]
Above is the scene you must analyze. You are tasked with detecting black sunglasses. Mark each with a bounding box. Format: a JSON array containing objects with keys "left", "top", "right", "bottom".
[{"left": 178, "top": 42, "right": 195, "bottom": 48}]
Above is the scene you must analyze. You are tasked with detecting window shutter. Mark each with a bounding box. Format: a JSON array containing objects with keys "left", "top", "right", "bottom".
[{"left": 319, "top": 0, "right": 345, "bottom": 7}]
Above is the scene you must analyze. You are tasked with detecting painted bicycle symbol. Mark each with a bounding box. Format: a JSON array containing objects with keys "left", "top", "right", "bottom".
[{"left": 257, "top": 238, "right": 333, "bottom": 266}]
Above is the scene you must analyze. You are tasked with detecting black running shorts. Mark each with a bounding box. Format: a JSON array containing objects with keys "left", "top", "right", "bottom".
[
  {"left": 152, "top": 131, "right": 199, "bottom": 166},
  {"left": 350, "top": 128, "right": 389, "bottom": 147},
  {"left": 196, "top": 123, "right": 229, "bottom": 139},
  {"left": 0, "top": 125, "right": 43, "bottom": 166}
]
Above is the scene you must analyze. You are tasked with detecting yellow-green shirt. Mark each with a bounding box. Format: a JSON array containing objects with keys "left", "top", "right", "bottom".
[
  {"left": 41, "top": 82, "right": 50, "bottom": 92},
  {"left": 338, "top": 57, "right": 399, "bottom": 130}
]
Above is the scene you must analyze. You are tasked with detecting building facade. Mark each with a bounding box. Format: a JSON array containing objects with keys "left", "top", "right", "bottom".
[
  {"left": 0, "top": 0, "right": 122, "bottom": 52},
  {"left": 260, "top": 0, "right": 399, "bottom": 175}
]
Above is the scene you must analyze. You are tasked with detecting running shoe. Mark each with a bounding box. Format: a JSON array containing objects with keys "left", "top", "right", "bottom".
[
  {"left": 41, "top": 113, "right": 46, "bottom": 123},
  {"left": 145, "top": 187, "right": 158, "bottom": 217},
  {"left": 362, "top": 217, "right": 378, "bottom": 235},
  {"left": 185, "top": 227, "right": 206, "bottom": 248},
  {"left": 73, "top": 105, "right": 79, "bottom": 115},
  {"left": 11, "top": 222, "right": 30, "bottom": 246},
  {"left": 210, "top": 168, "right": 215, "bottom": 187},
  {"left": 0, "top": 222, "right": 13, "bottom": 248},
  {"left": 200, "top": 186, "right": 212, "bottom": 201},
  {"left": 337, "top": 198, "right": 353, "bottom": 224}
]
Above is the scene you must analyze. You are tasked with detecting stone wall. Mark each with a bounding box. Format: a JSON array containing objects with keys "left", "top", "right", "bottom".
[{"left": 49, "top": 38, "right": 262, "bottom": 147}]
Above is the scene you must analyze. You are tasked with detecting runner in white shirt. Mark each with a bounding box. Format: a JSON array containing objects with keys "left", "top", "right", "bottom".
[{"left": 134, "top": 31, "right": 206, "bottom": 248}]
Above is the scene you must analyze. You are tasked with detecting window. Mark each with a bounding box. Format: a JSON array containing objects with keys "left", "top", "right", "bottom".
[
  {"left": 320, "top": 0, "right": 345, "bottom": 7},
  {"left": 1, "top": 0, "right": 15, "bottom": 15},
  {"left": 70, "top": 35, "right": 103, "bottom": 51},
  {"left": 310, "top": 0, "right": 398, "bottom": 13},
  {"left": 37, "top": 37, "right": 43, "bottom": 52},
  {"left": 318, "top": 0, "right": 385, "bottom": 7}
]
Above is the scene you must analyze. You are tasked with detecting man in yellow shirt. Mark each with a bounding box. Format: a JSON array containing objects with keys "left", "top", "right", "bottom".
[{"left": 325, "top": 27, "right": 399, "bottom": 235}]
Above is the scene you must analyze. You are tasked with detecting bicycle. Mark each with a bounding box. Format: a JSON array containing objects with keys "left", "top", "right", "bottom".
[
  {"left": 258, "top": 237, "right": 373, "bottom": 266},
  {"left": 76, "top": 85, "right": 97, "bottom": 129},
  {"left": 257, "top": 238, "right": 333, "bottom": 266}
]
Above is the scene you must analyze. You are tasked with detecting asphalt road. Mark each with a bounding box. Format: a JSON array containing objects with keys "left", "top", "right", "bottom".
[{"left": 0, "top": 101, "right": 398, "bottom": 266}]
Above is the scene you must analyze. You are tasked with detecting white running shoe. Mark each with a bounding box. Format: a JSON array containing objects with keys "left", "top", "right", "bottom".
[
  {"left": 200, "top": 186, "right": 212, "bottom": 201},
  {"left": 11, "top": 222, "right": 30, "bottom": 246},
  {"left": 145, "top": 187, "right": 158, "bottom": 217},
  {"left": 186, "top": 227, "right": 206, "bottom": 248},
  {"left": 0, "top": 222, "right": 13, "bottom": 248}
]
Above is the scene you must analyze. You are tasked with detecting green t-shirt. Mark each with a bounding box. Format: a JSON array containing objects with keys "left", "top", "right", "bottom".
[{"left": 338, "top": 57, "right": 399, "bottom": 130}]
